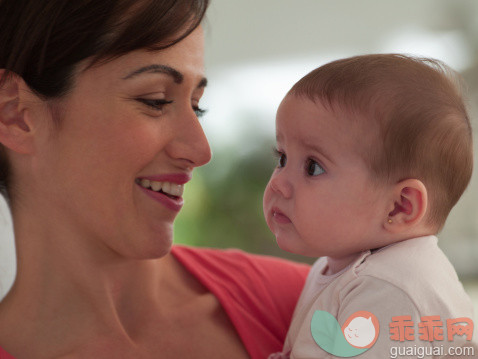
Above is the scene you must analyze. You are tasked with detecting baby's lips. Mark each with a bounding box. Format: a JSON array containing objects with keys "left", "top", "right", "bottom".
[{"left": 271, "top": 207, "right": 292, "bottom": 224}]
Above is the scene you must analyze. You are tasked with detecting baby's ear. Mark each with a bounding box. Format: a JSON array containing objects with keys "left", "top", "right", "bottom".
[
  {"left": 385, "top": 179, "right": 428, "bottom": 233},
  {"left": 0, "top": 71, "right": 35, "bottom": 154}
]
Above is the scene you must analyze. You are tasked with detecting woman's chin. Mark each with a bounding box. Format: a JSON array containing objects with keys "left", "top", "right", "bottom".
[
  {"left": 112, "top": 228, "right": 174, "bottom": 260},
  {"left": 141, "top": 233, "right": 174, "bottom": 259},
  {"left": 125, "top": 240, "right": 173, "bottom": 260}
]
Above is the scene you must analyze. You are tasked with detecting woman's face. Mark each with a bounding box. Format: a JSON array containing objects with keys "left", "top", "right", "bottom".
[{"left": 29, "top": 27, "right": 211, "bottom": 259}]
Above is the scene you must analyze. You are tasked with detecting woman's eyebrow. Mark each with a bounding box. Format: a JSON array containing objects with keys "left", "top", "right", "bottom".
[
  {"left": 123, "top": 64, "right": 184, "bottom": 83},
  {"left": 122, "top": 64, "right": 208, "bottom": 88}
]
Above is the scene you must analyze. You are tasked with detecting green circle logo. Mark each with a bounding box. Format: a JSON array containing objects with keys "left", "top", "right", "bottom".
[{"left": 311, "top": 310, "right": 380, "bottom": 357}]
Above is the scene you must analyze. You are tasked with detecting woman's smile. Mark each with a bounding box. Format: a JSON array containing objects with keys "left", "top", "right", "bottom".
[{"left": 135, "top": 172, "right": 191, "bottom": 212}]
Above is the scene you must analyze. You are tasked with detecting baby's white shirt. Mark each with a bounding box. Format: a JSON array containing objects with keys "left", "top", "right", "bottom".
[{"left": 275, "top": 235, "right": 475, "bottom": 359}]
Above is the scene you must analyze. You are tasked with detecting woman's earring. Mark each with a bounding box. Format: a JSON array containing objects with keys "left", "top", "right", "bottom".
[{"left": 388, "top": 218, "right": 393, "bottom": 224}]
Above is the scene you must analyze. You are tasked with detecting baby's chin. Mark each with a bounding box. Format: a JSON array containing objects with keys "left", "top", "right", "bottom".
[
  {"left": 274, "top": 234, "right": 298, "bottom": 254},
  {"left": 275, "top": 236, "right": 323, "bottom": 258}
]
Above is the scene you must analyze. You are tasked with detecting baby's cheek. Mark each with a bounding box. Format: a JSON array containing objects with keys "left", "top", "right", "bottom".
[
  {"left": 262, "top": 187, "right": 272, "bottom": 222},
  {"left": 263, "top": 184, "right": 273, "bottom": 206}
]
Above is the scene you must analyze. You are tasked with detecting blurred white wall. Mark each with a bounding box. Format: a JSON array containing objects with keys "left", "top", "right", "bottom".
[
  {"left": 204, "top": 0, "right": 473, "bottom": 68},
  {"left": 202, "top": 0, "right": 477, "bottom": 148},
  {"left": 0, "top": 199, "right": 14, "bottom": 298}
]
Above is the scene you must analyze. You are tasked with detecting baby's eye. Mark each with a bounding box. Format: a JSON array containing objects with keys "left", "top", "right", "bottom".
[
  {"left": 273, "top": 149, "right": 287, "bottom": 168},
  {"left": 279, "top": 154, "right": 287, "bottom": 168},
  {"left": 306, "top": 159, "right": 325, "bottom": 176}
]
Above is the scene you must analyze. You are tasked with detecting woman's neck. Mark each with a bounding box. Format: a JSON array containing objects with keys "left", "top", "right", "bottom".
[{"left": 0, "top": 205, "right": 183, "bottom": 356}]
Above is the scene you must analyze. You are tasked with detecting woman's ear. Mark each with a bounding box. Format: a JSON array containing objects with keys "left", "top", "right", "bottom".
[
  {"left": 385, "top": 178, "right": 428, "bottom": 232},
  {"left": 0, "top": 70, "right": 35, "bottom": 154}
]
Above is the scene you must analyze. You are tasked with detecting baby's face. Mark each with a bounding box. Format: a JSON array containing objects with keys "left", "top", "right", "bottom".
[{"left": 263, "top": 95, "right": 389, "bottom": 259}]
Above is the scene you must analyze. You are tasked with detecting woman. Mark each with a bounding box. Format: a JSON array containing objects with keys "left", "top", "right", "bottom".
[{"left": 0, "top": 1, "right": 309, "bottom": 358}]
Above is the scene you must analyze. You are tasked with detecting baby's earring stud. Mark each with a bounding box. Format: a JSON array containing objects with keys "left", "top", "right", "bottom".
[{"left": 387, "top": 218, "right": 393, "bottom": 224}]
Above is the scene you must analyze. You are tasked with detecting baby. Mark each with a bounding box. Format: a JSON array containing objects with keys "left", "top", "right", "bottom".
[{"left": 263, "top": 54, "right": 476, "bottom": 358}]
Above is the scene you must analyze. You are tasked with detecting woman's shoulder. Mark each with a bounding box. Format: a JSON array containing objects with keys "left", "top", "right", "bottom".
[
  {"left": 171, "top": 245, "right": 310, "bottom": 358},
  {"left": 0, "top": 345, "right": 15, "bottom": 359},
  {"left": 171, "top": 244, "right": 310, "bottom": 317},
  {"left": 171, "top": 244, "right": 310, "bottom": 290}
]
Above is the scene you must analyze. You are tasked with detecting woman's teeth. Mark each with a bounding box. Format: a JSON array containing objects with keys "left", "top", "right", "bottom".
[{"left": 138, "top": 179, "right": 184, "bottom": 197}]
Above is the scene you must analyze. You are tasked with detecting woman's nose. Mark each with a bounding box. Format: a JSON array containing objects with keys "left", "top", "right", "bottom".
[
  {"left": 167, "top": 109, "right": 212, "bottom": 168},
  {"left": 268, "top": 169, "right": 293, "bottom": 199}
]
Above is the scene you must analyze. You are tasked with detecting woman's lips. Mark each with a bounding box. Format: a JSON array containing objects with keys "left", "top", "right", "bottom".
[
  {"left": 138, "top": 173, "right": 191, "bottom": 184},
  {"left": 136, "top": 173, "right": 191, "bottom": 212},
  {"left": 137, "top": 185, "right": 184, "bottom": 212},
  {"left": 271, "top": 207, "right": 291, "bottom": 224}
]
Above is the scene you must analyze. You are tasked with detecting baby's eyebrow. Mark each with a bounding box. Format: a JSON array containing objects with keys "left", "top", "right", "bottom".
[
  {"left": 303, "top": 141, "right": 334, "bottom": 165},
  {"left": 276, "top": 134, "right": 335, "bottom": 164}
]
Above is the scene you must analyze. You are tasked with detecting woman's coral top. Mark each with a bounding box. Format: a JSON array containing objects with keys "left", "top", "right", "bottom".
[{"left": 0, "top": 245, "right": 309, "bottom": 359}]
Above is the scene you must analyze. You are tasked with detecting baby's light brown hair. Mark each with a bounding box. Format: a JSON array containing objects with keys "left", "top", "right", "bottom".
[{"left": 289, "top": 54, "right": 473, "bottom": 231}]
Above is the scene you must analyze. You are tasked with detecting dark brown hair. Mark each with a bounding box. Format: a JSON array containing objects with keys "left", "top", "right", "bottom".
[
  {"left": 289, "top": 54, "right": 473, "bottom": 230},
  {"left": 0, "top": 0, "right": 209, "bottom": 200}
]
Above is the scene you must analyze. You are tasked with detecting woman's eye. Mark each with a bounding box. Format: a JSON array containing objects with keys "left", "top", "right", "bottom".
[
  {"left": 137, "top": 98, "right": 173, "bottom": 110},
  {"left": 137, "top": 98, "right": 206, "bottom": 118},
  {"left": 306, "top": 159, "right": 325, "bottom": 176}
]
